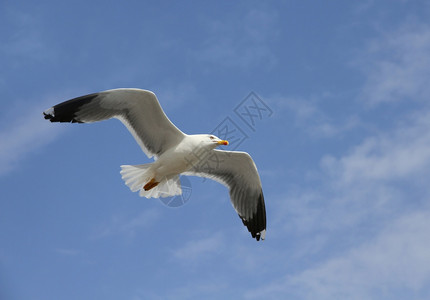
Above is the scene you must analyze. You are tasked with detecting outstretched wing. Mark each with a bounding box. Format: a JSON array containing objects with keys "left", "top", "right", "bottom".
[
  {"left": 43, "top": 88, "right": 185, "bottom": 158},
  {"left": 185, "top": 150, "right": 266, "bottom": 241}
]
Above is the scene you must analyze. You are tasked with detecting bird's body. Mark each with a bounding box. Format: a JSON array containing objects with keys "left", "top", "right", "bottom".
[
  {"left": 43, "top": 88, "right": 266, "bottom": 240},
  {"left": 152, "top": 134, "right": 214, "bottom": 179}
]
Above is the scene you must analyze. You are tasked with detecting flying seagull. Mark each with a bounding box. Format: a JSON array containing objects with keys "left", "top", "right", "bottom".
[{"left": 43, "top": 88, "right": 266, "bottom": 241}]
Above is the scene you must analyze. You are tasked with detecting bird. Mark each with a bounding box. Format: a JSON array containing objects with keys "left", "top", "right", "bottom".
[{"left": 43, "top": 88, "right": 266, "bottom": 241}]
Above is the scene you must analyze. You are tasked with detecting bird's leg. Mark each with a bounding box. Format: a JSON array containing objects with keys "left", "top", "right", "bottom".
[{"left": 143, "top": 178, "right": 159, "bottom": 191}]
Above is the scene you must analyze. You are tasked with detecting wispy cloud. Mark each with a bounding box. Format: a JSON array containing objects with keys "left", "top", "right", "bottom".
[
  {"left": 196, "top": 7, "right": 278, "bottom": 69},
  {"left": 272, "top": 106, "right": 430, "bottom": 251},
  {"left": 247, "top": 210, "right": 430, "bottom": 300},
  {"left": 248, "top": 210, "right": 430, "bottom": 299},
  {"left": 321, "top": 109, "right": 430, "bottom": 185},
  {"left": 0, "top": 8, "right": 55, "bottom": 62},
  {"left": 134, "top": 280, "right": 229, "bottom": 300},
  {"left": 54, "top": 248, "right": 81, "bottom": 256},
  {"left": 357, "top": 22, "right": 430, "bottom": 105},
  {"left": 91, "top": 209, "right": 160, "bottom": 239},
  {"left": 0, "top": 101, "right": 64, "bottom": 176},
  {"left": 172, "top": 232, "right": 224, "bottom": 263},
  {"left": 271, "top": 94, "right": 360, "bottom": 138},
  {"left": 153, "top": 82, "right": 199, "bottom": 108},
  {"left": 258, "top": 18, "right": 430, "bottom": 300}
]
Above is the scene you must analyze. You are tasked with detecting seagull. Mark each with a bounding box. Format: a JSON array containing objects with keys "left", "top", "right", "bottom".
[{"left": 43, "top": 88, "right": 266, "bottom": 241}]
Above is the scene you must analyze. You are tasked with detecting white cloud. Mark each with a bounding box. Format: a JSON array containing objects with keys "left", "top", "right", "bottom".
[
  {"left": 196, "top": 8, "right": 278, "bottom": 68},
  {"left": 271, "top": 95, "right": 360, "bottom": 138},
  {"left": 321, "top": 110, "right": 430, "bottom": 185},
  {"left": 54, "top": 248, "right": 81, "bottom": 256},
  {"left": 357, "top": 22, "right": 430, "bottom": 105},
  {"left": 247, "top": 210, "right": 430, "bottom": 300},
  {"left": 135, "top": 280, "right": 229, "bottom": 300},
  {"left": 153, "top": 82, "right": 199, "bottom": 108},
  {"left": 91, "top": 209, "right": 160, "bottom": 239},
  {"left": 172, "top": 232, "right": 224, "bottom": 262},
  {"left": 0, "top": 9, "right": 55, "bottom": 62},
  {"left": 0, "top": 88, "right": 107, "bottom": 177},
  {"left": 261, "top": 19, "right": 430, "bottom": 300},
  {"left": 271, "top": 106, "right": 430, "bottom": 254},
  {"left": 0, "top": 102, "right": 64, "bottom": 176}
]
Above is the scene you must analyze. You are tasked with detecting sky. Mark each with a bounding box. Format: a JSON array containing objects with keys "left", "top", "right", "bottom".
[{"left": 1, "top": 0, "right": 430, "bottom": 299}]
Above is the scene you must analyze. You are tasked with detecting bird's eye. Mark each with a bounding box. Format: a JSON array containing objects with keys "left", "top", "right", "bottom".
[{"left": 209, "top": 136, "right": 215, "bottom": 140}]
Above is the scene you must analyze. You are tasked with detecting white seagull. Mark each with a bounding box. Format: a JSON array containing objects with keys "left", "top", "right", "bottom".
[{"left": 43, "top": 88, "right": 266, "bottom": 241}]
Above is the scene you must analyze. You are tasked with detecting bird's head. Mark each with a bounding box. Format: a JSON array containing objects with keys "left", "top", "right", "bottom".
[
  {"left": 207, "top": 134, "right": 229, "bottom": 147},
  {"left": 189, "top": 134, "right": 229, "bottom": 150}
]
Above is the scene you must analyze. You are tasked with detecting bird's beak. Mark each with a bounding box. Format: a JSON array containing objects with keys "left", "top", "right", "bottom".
[{"left": 217, "top": 140, "right": 229, "bottom": 146}]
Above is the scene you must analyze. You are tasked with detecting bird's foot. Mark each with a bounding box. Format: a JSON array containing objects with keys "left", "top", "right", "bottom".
[{"left": 143, "top": 178, "right": 159, "bottom": 191}]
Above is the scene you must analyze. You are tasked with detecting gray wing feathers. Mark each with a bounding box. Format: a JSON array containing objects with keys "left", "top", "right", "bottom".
[
  {"left": 185, "top": 150, "right": 266, "bottom": 240},
  {"left": 44, "top": 88, "right": 185, "bottom": 158}
]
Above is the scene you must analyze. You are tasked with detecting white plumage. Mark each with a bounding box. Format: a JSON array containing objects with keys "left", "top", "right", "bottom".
[{"left": 43, "top": 88, "right": 266, "bottom": 240}]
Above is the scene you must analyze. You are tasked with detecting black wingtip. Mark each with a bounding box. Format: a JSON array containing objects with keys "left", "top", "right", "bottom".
[
  {"left": 240, "top": 190, "right": 267, "bottom": 241},
  {"left": 42, "top": 93, "right": 98, "bottom": 123},
  {"left": 43, "top": 111, "right": 52, "bottom": 121}
]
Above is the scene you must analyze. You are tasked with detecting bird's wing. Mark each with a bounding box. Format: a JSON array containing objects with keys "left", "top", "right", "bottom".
[
  {"left": 43, "top": 88, "right": 185, "bottom": 158},
  {"left": 184, "top": 149, "right": 266, "bottom": 241}
]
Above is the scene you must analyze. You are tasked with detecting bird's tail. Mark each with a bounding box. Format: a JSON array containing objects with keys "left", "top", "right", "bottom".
[{"left": 120, "top": 164, "right": 182, "bottom": 199}]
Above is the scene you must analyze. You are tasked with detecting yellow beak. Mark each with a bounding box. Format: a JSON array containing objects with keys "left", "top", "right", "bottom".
[{"left": 217, "top": 140, "right": 229, "bottom": 146}]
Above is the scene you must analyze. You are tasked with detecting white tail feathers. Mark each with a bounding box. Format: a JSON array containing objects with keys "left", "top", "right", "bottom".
[{"left": 120, "top": 164, "right": 182, "bottom": 199}]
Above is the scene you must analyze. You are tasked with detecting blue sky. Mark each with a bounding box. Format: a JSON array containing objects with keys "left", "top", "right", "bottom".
[{"left": 1, "top": 0, "right": 430, "bottom": 299}]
